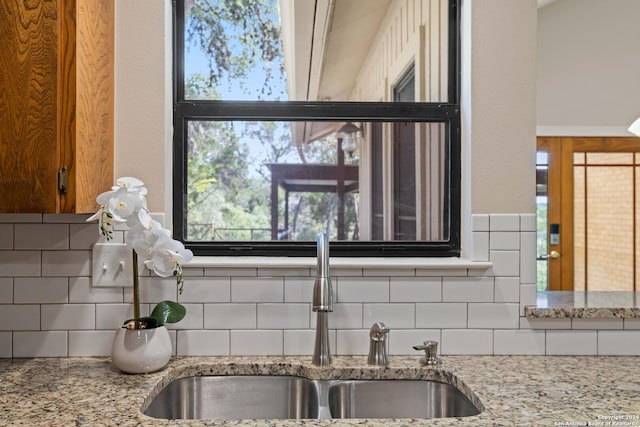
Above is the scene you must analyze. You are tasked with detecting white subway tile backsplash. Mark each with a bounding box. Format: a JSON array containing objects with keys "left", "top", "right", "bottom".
[
  {"left": 390, "top": 277, "right": 441, "bottom": 302},
  {"left": 489, "top": 232, "right": 520, "bottom": 251},
  {"left": 13, "top": 331, "right": 68, "bottom": 357},
  {"left": 520, "top": 214, "right": 537, "bottom": 232},
  {"left": 363, "top": 268, "right": 415, "bottom": 277},
  {"left": 230, "top": 330, "right": 282, "bottom": 355},
  {"left": 471, "top": 231, "right": 489, "bottom": 261},
  {"left": 177, "top": 330, "right": 230, "bottom": 356},
  {"left": 14, "top": 224, "right": 69, "bottom": 250},
  {"left": 441, "top": 330, "right": 493, "bottom": 355},
  {"left": 337, "top": 277, "right": 389, "bottom": 303},
  {"left": 330, "top": 268, "right": 363, "bottom": 277},
  {"left": 168, "top": 304, "right": 204, "bottom": 330},
  {"left": 69, "top": 277, "right": 123, "bottom": 303},
  {"left": 572, "top": 319, "right": 622, "bottom": 330},
  {"left": 178, "top": 277, "right": 230, "bottom": 303},
  {"left": 41, "top": 304, "right": 95, "bottom": 330},
  {"left": 336, "top": 330, "right": 369, "bottom": 355},
  {"left": 468, "top": 303, "right": 520, "bottom": 329},
  {"left": 69, "top": 331, "right": 114, "bottom": 356},
  {"left": 284, "top": 330, "right": 312, "bottom": 356},
  {"left": 2, "top": 213, "right": 640, "bottom": 357},
  {"left": 0, "top": 278, "right": 12, "bottom": 303},
  {"left": 315, "top": 303, "right": 363, "bottom": 330},
  {"left": 519, "top": 284, "right": 537, "bottom": 316},
  {"left": 231, "top": 277, "right": 283, "bottom": 302},
  {"left": 489, "top": 251, "right": 520, "bottom": 277},
  {"left": 388, "top": 329, "right": 440, "bottom": 355},
  {"left": 519, "top": 231, "right": 537, "bottom": 284},
  {"left": 204, "top": 303, "right": 256, "bottom": 329},
  {"left": 14, "top": 278, "right": 68, "bottom": 304},
  {"left": 0, "top": 213, "right": 42, "bottom": 223},
  {"left": 257, "top": 268, "right": 311, "bottom": 277},
  {"left": 283, "top": 330, "right": 336, "bottom": 356},
  {"left": 0, "top": 305, "right": 40, "bottom": 330},
  {"left": 416, "top": 303, "right": 467, "bottom": 329},
  {"left": 494, "top": 330, "right": 545, "bottom": 355},
  {"left": 520, "top": 317, "right": 571, "bottom": 330},
  {"left": 42, "top": 251, "right": 90, "bottom": 276},
  {"left": 494, "top": 277, "right": 520, "bottom": 303},
  {"left": 489, "top": 214, "right": 520, "bottom": 231},
  {"left": 0, "top": 224, "right": 13, "bottom": 249},
  {"left": 623, "top": 319, "right": 640, "bottom": 330},
  {"left": 416, "top": 269, "right": 464, "bottom": 277},
  {"left": 69, "top": 223, "right": 104, "bottom": 250},
  {"left": 598, "top": 331, "right": 640, "bottom": 355},
  {"left": 44, "top": 214, "right": 91, "bottom": 224},
  {"left": 0, "top": 251, "right": 41, "bottom": 276},
  {"left": 258, "top": 304, "right": 309, "bottom": 329},
  {"left": 472, "top": 214, "right": 489, "bottom": 232},
  {"left": 127, "top": 277, "right": 177, "bottom": 304},
  {"left": 363, "top": 304, "right": 415, "bottom": 329},
  {"left": 443, "top": 277, "right": 494, "bottom": 302},
  {"left": 95, "top": 304, "right": 140, "bottom": 330},
  {"left": 205, "top": 267, "right": 257, "bottom": 277},
  {"left": 284, "top": 277, "right": 332, "bottom": 303},
  {"left": 546, "top": 330, "right": 597, "bottom": 355},
  {"left": 0, "top": 332, "right": 12, "bottom": 357}
]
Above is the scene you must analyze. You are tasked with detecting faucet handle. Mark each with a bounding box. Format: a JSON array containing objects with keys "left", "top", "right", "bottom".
[
  {"left": 367, "top": 322, "right": 390, "bottom": 366},
  {"left": 413, "top": 340, "right": 441, "bottom": 365},
  {"left": 369, "top": 322, "right": 390, "bottom": 341}
]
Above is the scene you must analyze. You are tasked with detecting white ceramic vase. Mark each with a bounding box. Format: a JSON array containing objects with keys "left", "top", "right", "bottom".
[{"left": 111, "top": 325, "right": 172, "bottom": 374}]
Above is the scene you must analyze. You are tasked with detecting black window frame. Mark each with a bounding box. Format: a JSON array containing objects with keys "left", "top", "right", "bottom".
[{"left": 172, "top": 0, "right": 461, "bottom": 258}]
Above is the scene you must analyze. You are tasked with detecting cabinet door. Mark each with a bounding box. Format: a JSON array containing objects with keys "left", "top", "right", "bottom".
[
  {"left": 0, "top": 0, "right": 114, "bottom": 213},
  {"left": 0, "top": 0, "right": 60, "bottom": 212}
]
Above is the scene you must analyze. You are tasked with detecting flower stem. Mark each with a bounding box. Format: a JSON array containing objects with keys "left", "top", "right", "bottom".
[{"left": 132, "top": 249, "right": 140, "bottom": 325}]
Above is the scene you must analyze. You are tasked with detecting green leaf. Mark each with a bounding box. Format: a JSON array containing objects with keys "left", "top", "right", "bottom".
[{"left": 150, "top": 301, "right": 186, "bottom": 326}]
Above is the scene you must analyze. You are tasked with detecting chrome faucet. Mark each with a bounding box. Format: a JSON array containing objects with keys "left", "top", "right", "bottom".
[{"left": 312, "top": 232, "right": 333, "bottom": 366}]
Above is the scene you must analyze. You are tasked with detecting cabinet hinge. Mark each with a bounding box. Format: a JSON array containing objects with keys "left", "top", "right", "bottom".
[{"left": 58, "top": 166, "right": 68, "bottom": 194}]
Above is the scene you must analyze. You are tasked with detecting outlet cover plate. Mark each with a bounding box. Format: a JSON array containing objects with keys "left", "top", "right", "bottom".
[{"left": 92, "top": 242, "right": 133, "bottom": 287}]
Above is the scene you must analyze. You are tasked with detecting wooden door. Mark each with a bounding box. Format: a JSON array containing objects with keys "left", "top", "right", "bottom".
[{"left": 537, "top": 136, "right": 640, "bottom": 291}]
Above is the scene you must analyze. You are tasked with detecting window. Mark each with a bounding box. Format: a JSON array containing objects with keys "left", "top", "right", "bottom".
[{"left": 173, "top": 0, "right": 461, "bottom": 257}]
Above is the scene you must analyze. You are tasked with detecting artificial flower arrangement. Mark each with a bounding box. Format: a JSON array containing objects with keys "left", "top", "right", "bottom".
[{"left": 88, "top": 177, "right": 193, "bottom": 330}]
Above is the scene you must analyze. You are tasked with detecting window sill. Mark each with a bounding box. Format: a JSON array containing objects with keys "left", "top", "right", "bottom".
[{"left": 186, "top": 256, "right": 492, "bottom": 270}]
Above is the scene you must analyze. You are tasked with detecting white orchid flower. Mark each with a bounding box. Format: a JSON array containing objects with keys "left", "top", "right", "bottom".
[
  {"left": 88, "top": 176, "right": 192, "bottom": 298},
  {"left": 145, "top": 238, "right": 194, "bottom": 278}
]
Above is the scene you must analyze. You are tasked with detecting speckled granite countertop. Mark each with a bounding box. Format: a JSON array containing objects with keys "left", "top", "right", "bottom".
[
  {"left": 525, "top": 291, "right": 640, "bottom": 318},
  {"left": 2, "top": 355, "right": 640, "bottom": 426}
]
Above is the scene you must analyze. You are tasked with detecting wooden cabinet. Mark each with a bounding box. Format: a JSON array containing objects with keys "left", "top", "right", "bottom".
[{"left": 0, "top": 0, "right": 114, "bottom": 213}]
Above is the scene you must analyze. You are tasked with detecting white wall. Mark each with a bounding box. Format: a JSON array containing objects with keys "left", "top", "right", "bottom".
[
  {"left": 537, "top": 0, "right": 640, "bottom": 131},
  {"left": 467, "top": 0, "right": 537, "bottom": 214},
  {"left": 114, "top": 0, "right": 171, "bottom": 213}
]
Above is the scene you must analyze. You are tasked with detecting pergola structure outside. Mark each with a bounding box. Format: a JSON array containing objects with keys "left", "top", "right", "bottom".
[{"left": 267, "top": 161, "right": 359, "bottom": 241}]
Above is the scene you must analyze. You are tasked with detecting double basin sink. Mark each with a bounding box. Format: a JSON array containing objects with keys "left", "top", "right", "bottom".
[{"left": 144, "top": 375, "right": 482, "bottom": 420}]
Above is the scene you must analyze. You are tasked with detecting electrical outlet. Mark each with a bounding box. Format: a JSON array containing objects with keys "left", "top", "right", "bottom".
[{"left": 92, "top": 242, "right": 134, "bottom": 287}]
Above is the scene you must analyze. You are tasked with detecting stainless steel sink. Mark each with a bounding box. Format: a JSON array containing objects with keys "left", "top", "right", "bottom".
[
  {"left": 328, "top": 380, "right": 480, "bottom": 419},
  {"left": 144, "top": 376, "right": 318, "bottom": 420},
  {"left": 144, "top": 375, "right": 481, "bottom": 420}
]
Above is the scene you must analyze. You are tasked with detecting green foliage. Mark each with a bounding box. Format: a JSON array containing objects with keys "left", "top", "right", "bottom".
[
  {"left": 183, "top": 0, "right": 359, "bottom": 242},
  {"left": 150, "top": 301, "right": 187, "bottom": 326},
  {"left": 186, "top": 0, "right": 284, "bottom": 98}
]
